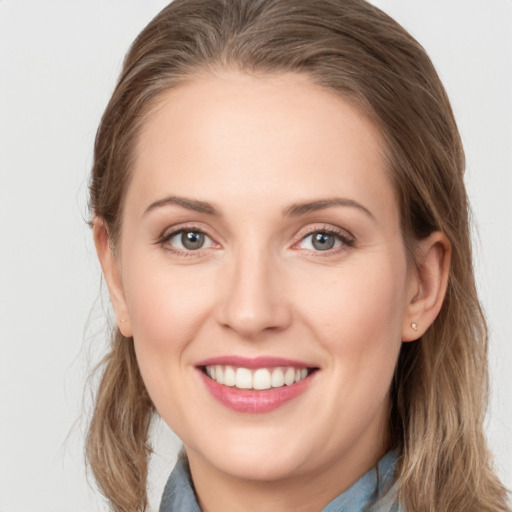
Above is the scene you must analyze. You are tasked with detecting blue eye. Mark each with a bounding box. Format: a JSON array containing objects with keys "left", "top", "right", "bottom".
[
  {"left": 298, "top": 231, "right": 352, "bottom": 252},
  {"left": 164, "top": 229, "right": 214, "bottom": 251},
  {"left": 311, "top": 232, "right": 336, "bottom": 250}
]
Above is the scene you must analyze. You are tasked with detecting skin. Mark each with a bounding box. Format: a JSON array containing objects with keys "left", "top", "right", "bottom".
[{"left": 95, "top": 71, "right": 450, "bottom": 512}]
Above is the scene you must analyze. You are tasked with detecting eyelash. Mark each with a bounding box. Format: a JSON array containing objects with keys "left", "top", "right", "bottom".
[
  {"left": 157, "top": 224, "right": 355, "bottom": 256},
  {"left": 157, "top": 225, "right": 217, "bottom": 257},
  {"left": 293, "top": 226, "right": 355, "bottom": 255}
]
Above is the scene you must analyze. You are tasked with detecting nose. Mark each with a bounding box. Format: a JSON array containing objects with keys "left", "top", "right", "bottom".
[{"left": 216, "top": 247, "right": 292, "bottom": 339}]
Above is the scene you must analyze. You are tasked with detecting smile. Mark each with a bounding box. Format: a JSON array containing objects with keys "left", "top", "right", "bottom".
[
  {"left": 196, "top": 356, "right": 318, "bottom": 413},
  {"left": 203, "top": 365, "right": 311, "bottom": 390}
]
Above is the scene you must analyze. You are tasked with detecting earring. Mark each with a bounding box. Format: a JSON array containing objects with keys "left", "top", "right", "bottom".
[{"left": 411, "top": 322, "right": 418, "bottom": 331}]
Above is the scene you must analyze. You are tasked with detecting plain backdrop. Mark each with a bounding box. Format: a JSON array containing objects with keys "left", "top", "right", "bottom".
[{"left": 0, "top": 1, "right": 511, "bottom": 511}]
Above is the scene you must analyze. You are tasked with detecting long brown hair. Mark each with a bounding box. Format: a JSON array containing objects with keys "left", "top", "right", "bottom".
[{"left": 87, "top": 1, "right": 510, "bottom": 510}]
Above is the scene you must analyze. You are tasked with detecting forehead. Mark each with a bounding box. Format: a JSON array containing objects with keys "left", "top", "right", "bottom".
[{"left": 128, "top": 71, "right": 397, "bottom": 224}]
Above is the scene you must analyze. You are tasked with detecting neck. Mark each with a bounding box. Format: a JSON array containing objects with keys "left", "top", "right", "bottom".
[{"left": 186, "top": 436, "right": 389, "bottom": 512}]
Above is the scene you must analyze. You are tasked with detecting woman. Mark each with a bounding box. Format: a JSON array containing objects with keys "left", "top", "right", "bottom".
[{"left": 86, "top": 0, "right": 510, "bottom": 510}]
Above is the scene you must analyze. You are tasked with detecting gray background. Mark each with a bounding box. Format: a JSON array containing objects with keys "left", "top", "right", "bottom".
[{"left": 0, "top": 1, "right": 510, "bottom": 510}]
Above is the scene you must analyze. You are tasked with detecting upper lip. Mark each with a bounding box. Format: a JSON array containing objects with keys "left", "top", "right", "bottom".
[{"left": 195, "top": 355, "right": 316, "bottom": 369}]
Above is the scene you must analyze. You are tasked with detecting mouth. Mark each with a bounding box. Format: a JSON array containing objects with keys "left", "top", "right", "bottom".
[
  {"left": 196, "top": 356, "right": 319, "bottom": 413},
  {"left": 200, "top": 364, "right": 317, "bottom": 390}
]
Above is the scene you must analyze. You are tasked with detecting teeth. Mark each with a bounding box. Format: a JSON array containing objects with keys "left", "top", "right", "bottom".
[
  {"left": 236, "top": 368, "right": 252, "bottom": 389},
  {"left": 284, "top": 367, "right": 295, "bottom": 386},
  {"left": 215, "top": 366, "right": 225, "bottom": 385},
  {"left": 224, "top": 366, "right": 236, "bottom": 386},
  {"left": 253, "top": 369, "right": 271, "bottom": 390},
  {"left": 204, "top": 365, "right": 311, "bottom": 390},
  {"left": 271, "top": 368, "right": 285, "bottom": 388}
]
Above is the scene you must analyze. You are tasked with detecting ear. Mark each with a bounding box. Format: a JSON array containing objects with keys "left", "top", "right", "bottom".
[
  {"left": 402, "top": 231, "right": 451, "bottom": 342},
  {"left": 93, "top": 217, "right": 133, "bottom": 338}
]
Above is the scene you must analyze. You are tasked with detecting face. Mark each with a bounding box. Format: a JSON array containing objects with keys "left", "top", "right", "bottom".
[{"left": 103, "top": 71, "right": 420, "bottom": 488}]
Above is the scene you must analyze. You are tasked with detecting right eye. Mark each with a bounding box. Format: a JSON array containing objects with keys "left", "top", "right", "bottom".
[{"left": 162, "top": 229, "right": 215, "bottom": 252}]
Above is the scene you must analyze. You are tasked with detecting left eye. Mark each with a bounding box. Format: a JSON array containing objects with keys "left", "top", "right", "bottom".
[
  {"left": 165, "top": 229, "right": 214, "bottom": 251},
  {"left": 298, "top": 231, "right": 345, "bottom": 251}
]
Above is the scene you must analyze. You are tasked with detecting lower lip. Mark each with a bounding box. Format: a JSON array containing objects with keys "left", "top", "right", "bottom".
[{"left": 198, "top": 370, "right": 314, "bottom": 413}]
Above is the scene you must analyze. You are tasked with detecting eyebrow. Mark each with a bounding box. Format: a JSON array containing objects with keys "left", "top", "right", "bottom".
[
  {"left": 282, "top": 198, "right": 375, "bottom": 219},
  {"left": 144, "top": 195, "right": 220, "bottom": 216},
  {"left": 144, "top": 195, "right": 374, "bottom": 219}
]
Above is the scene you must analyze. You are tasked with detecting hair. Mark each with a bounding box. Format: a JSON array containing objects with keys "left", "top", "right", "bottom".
[{"left": 87, "top": 1, "right": 510, "bottom": 511}]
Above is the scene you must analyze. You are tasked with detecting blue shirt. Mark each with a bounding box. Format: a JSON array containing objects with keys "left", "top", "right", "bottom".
[{"left": 160, "top": 450, "right": 402, "bottom": 511}]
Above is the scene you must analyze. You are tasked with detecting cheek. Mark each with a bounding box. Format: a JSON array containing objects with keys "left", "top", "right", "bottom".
[
  {"left": 296, "top": 252, "right": 408, "bottom": 366},
  {"left": 296, "top": 254, "right": 408, "bottom": 439},
  {"left": 121, "top": 258, "right": 220, "bottom": 427},
  {"left": 121, "top": 254, "right": 216, "bottom": 356}
]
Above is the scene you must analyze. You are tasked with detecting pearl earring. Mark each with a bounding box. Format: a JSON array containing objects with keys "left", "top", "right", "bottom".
[{"left": 411, "top": 322, "right": 418, "bottom": 331}]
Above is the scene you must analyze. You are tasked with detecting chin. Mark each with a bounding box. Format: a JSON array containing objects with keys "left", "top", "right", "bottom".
[
  {"left": 213, "top": 451, "right": 308, "bottom": 482},
  {"left": 186, "top": 427, "right": 315, "bottom": 483}
]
